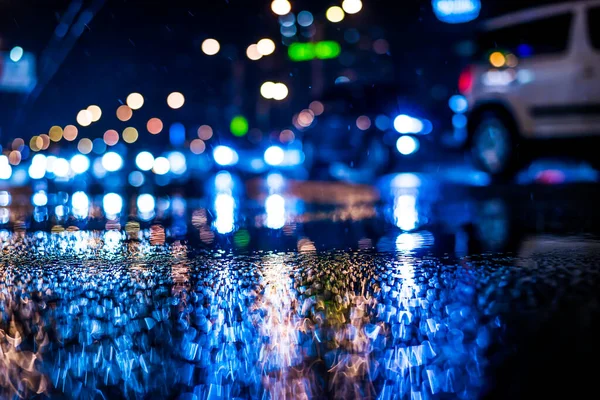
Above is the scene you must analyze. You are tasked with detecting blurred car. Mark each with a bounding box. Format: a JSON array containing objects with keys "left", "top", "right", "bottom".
[
  {"left": 301, "top": 82, "right": 451, "bottom": 179},
  {"left": 462, "top": 0, "right": 600, "bottom": 178}
]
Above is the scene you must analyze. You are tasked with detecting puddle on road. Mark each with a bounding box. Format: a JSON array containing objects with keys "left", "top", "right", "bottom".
[{"left": 2, "top": 231, "right": 600, "bottom": 399}]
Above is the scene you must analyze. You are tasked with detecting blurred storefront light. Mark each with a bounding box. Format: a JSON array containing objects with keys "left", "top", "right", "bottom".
[
  {"left": 102, "top": 152, "right": 123, "bottom": 172},
  {"left": 396, "top": 136, "right": 420, "bottom": 155},
  {"left": 213, "top": 146, "right": 239, "bottom": 166},
  {"left": 264, "top": 146, "right": 285, "bottom": 166},
  {"left": 432, "top": 0, "right": 481, "bottom": 24}
]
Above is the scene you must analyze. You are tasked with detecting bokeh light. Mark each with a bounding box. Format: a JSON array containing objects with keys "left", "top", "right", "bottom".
[
  {"left": 53, "top": 158, "right": 70, "bottom": 178},
  {"left": 198, "top": 125, "right": 213, "bottom": 140},
  {"left": 103, "top": 193, "right": 123, "bottom": 216},
  {"left": 373, "top": 38, "right": 389, "bottom": 54},
  {"left": 77, "top": 138, "right": 93, "bottom": 154},
  {"left": 230, "top": 116, "right": 249, "bottom": 136},
  {"left": 103, "top": 129, "right": 119, "bottom": 146},
  {"left": 264, "top": 146, "right": 285, "bottom": 166},
  {"left": 213, "top": 146, "right": 238, "bottom": 166},
  {"left": 271, "top": 0, "right": 291, "bottom": 16},
  {"left": 279, "top": 129, "right": 295, "bottom": 143},
  {"left": 147, "top": 117, "right": 164, "bottom": 134},
  {"left": 76, "top": 109, "right": 93, "bottom": 127},
  {"left": 71, "top": 191, "right": 90, "bottom": 218},
  {"left": 32, "top": 191, "right": 48, "bottom": 207},
  {"left": 396, "top": 135, "right": 420, "bottom": 155},
  {"left": 128, "top": 171, "right": 144, "bottom": 187},
  {"left": 70, "top": 154, "right": 90, "bottom": 174},
  {"left": 167, "top": 92, "right": 185, "bottom": 109},
  {"left": 11, "top": 138, "right": 23, "bottom": 151},
  {"left": 136, "top": 151, "right": 155, "bottom": 171},
  {"left": 356, "top": 115, "right": 372, "bottom": 130},
  {"left": 489, "top": 51, "right": 506, "bottom": 68},
  {"left": 201, "top": 38, "right": 220, "bottom": 55},
  {"left": 49, "top": 126, "right": 63, "bottom": 142},
  {"left": 257, "top": 38, "right": 276, "bottom": 56},
  {"left": 272, "top": 83, "right": 288, "bottom": 100},
  {"left": 8, "top": 151, "right": 21, "bottom": 166},
  {"left": 449, "top": 94, "right": 468, "bottom": 113},
  {"left": 342, "top": 0, "right": 363, "bottom": 14},
  {"left": 0, "top": 156, "right": 11, "bottom": 180},
  {"left": 190, "top": 139, "right": 206, "bottom": 154},
  {"left": 102, "top": 152, "right": 123, "bottom": 172},
  {"left": 92, "top": 138, "right": 107, "bottom": 154},
  {"left": 297, "top": 11, "right": 314, "bottom": 27},
  {"left": 326, "top": 6, "right": 345, "bottom": 23},
  {"left": 246, "top": 44, "right": 262, "bottom": 60},
  {"left": 9, "top": 46, "right": 24, "bottom": 62},
  {"left": 260, "top": 81, "right": 275, "bottom": 99},
  {"left": 29, "top": 136, "right": 40, "bottom": 152},
  {"left": 137, "top": 194, "right": 155, "bottom": 214},
  {"left": 153, "top": 156, "right": 170, "bottom": 175},
  {"left": 63, "top": 125, "right": 78, "bottom": 141},
  {"left": 39, "top": 134, "right": 50, "bottom": 150},
  {"left": 87, "top": 105, "right": 102, "bottom": 122},
  {"left": 309, "top": 100, "right": 324, "bottom": 115},
  {"left": 168, "top": 151, "right": 187, "bottom": 175},
  {"left": 116, "top": 105, "right": 133, "bottom": 121},
  {"left": 126, "top": 92, "right": 144, "bottom": 110},
  {"left": 297, "top": 109, "right": 314, "bottom": 127},
  {"left": 506, "top": 53, "right": 519, "bottom": 67},
  {"left": 123, "top": 127, "right": 139, "bottom": 143}
]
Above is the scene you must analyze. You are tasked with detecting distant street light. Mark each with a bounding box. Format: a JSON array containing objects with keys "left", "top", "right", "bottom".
[
  {"left": 257, "top": 38, "right": 276, "bottom": 56},
  {"left": 271, "top": 0, "right": 291, "bottom": 16},
  {"left": 326, "top": 6, "right": 345, "bottom": 23},
  {"left": 342, "top": 0, "right": 363, "bottom": 14},
  {"left": 201, "top": 38, "right": 220, "bottom": 55}
]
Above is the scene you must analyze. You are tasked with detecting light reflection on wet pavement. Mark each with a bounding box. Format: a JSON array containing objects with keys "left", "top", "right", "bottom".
[{"left": 1, "top": 174, "right": 600, "bottom": 399}]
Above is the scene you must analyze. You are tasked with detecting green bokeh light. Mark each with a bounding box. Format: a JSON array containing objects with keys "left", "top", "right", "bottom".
[
  {"left": 315, "top": 41, "right": 341, "bottom": 59},
  {"left": 234, "top": 229, "right": 250, "bottom": 247},
  {"left": 230, "top": 115, "right": 249, "bottom": 136},
  {"left": 288, "top": 43, "right": 316, "bottom": 62}
]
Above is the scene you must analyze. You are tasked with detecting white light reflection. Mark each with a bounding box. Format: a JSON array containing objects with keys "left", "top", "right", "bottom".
[
  {"left": 214, "top": 193, "right": 235, "bottom": 234},
  {"left": 0, "top": 191, "right": 10, "bottom": 206},
  {"left": 32, "top": 191, "right": 48, "bottom": 206},
  {"left": 394, "top": 194, "right": 419, "bottom": 231},
  {"left": 102, "top": 152, "right": 123, "bottom": 172},
  {"left": 137, "top": 193, "right": 156, "bottom": 215},
  {"left": 136, "top": 151, "right": 155, "bottom": 171},
  {"left": 267, "top": 172, "right": 285, "bottom": 191},
  {"left": 103, "top": 193, "right": 123, "bottom": 217},
  {"left": 214, "top": 171, "right": 234, "bottom": 192},
  {"left": 53, "top": 158, "right": 70, "bottom": 178},
  {"left": 71, "top": 191, "right": 89, "bottom": 218},
  {"left": 70, "top": 154, "right": 90, "bottom": 174},
  {"left": 266, "top": 194, "right": 285, "bottom": 229}
]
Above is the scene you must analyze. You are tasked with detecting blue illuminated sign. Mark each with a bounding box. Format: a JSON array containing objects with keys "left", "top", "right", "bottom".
[{"left": 432, "top": 0, "right": 481, "bottom": 24}]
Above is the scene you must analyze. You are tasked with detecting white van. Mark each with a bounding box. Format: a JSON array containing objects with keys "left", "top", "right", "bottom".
[{"left": 461, "top": 1, "right": 600, "bottom": 177}]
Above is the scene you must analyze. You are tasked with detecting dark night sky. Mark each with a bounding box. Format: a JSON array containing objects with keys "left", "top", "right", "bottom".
[{"left": 0, "top": 0, "right": 564, "bottom": 146}]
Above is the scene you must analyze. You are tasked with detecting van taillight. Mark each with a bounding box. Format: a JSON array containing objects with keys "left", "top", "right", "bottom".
[{"left": 458, "top": 65, "right": 474, "bottom": 94}]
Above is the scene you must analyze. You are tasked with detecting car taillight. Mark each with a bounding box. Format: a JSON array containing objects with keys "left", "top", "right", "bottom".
[{"left": 458, "top": 65, "right": 474, "bottom": 94}]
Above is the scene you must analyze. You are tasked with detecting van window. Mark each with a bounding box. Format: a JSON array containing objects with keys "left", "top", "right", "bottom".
[
  {"left": 589, "top": 7, "right": 600, "bottom": 50},
  {"left": 477, "top": 13, "right": 573, "bottom": 60}
]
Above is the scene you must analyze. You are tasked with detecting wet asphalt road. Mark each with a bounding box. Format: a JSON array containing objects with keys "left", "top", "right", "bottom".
[{"left": 1, "top": 173, "right": 600, "bottom": 399}]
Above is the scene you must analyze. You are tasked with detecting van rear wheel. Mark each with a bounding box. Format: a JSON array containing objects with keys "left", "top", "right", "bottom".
[{"left": 470, "top": 111, "right": 520, "bottom": 180}]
